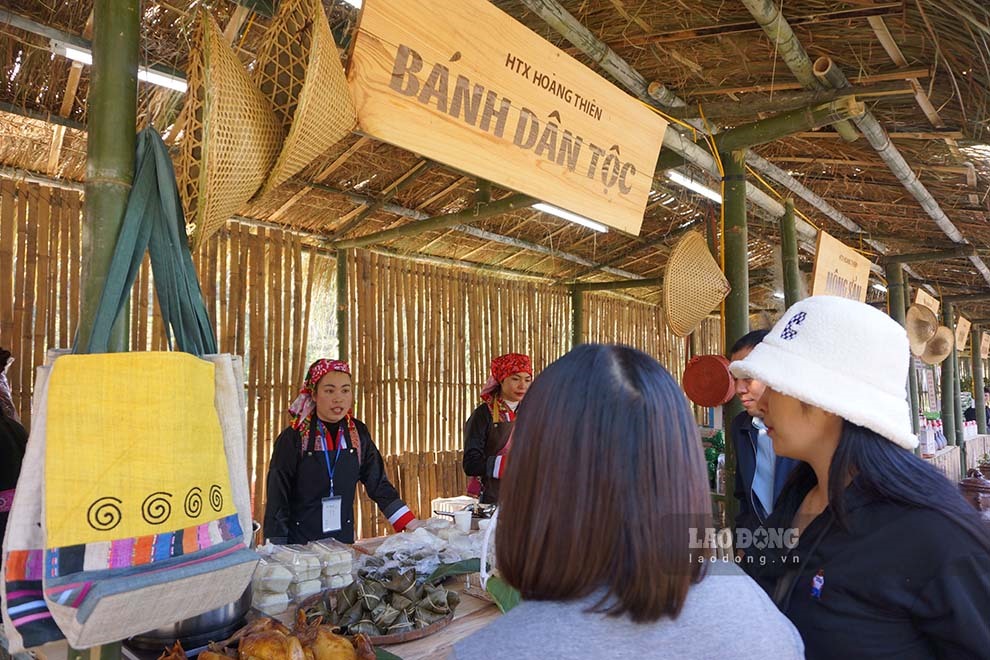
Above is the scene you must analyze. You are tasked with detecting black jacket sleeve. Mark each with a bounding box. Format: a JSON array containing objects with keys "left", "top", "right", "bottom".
[
  {"left": 910, "top": 551, "right": 990, "bottom": 658},
  {"left": 463, "top": 404, "right": 493, "bottom": 477},
  {"left": 730, "top": 413, "right": 755, "bottom": 537},
  {"left": 263, "top": 427, "right": 300, "bottom": 543},
  {"left": 356, "top": 422, "right": 411, "bottom": 524}
]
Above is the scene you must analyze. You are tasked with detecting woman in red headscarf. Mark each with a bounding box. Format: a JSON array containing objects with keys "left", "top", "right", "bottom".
[
  {"left": 463, "top": 353, "right": 533, "bottom": 504},
  {"left": 264, "top": 359, "right": 418, "bottom": 544}
]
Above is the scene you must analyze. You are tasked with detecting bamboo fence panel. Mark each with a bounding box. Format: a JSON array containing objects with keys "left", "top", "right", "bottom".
[{"left": 2, "top": 182, "right": 723, "bottom": 537}]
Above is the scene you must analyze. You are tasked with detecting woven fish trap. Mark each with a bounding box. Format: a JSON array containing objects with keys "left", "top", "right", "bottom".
[
  {"left": 174, "top": 11, "right": 283, "bottom": 248},
  {"left": 663, "top": 231, "right": 731, "bottom": 337},
  {"left": 253, "top": 0, "right": 357, "bottom": 195}
]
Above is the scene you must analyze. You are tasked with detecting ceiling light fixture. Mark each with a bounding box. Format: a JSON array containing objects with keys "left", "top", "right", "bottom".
[
  {"left": 532, "top": 203, "right": 608, "bottom": 233},
  {"left": 666, "top": 170, "right": 722, "bottom": 204},
  {"left": 51, "top": 40, "right": 188, "bottom": 93}
]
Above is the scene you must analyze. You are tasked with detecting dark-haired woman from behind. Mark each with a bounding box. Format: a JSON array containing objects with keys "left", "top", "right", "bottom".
[
  {"left": 452, "top": 344, "right": 804, "bottom": 660},
  {"left": 731, "top": 296, "right": 990, "bottom": 660}
]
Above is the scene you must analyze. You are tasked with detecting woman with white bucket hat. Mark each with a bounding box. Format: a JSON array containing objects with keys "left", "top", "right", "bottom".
[{"left": 730, "top": 295, "right": 990, "bottom": 660}]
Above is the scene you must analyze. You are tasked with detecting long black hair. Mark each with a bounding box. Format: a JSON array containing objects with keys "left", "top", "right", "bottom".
[{"left": 788, "top": 420, "right": 990, "bottom": 550}]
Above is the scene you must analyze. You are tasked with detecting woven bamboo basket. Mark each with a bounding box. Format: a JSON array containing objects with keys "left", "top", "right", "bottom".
[
  {"left": 175, "top": 11, "right": 283, "bottom": 248},
  {"left": 253, "top": 0, "right": 357, "bottom": 195},
  {"left": 663, "top": 231, "right": 730, "bottom": 337}
]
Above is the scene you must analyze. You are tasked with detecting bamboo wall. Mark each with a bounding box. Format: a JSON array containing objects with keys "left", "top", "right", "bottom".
[
  {"left": 345, "top": 250, "right": 723, "bottom": 538},
  {"left": 1, "top": 180, "right": 724, "bottom": 540}
]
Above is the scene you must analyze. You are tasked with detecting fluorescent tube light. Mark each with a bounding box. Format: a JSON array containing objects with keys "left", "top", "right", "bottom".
[
  {"left": 53, "top": 40, "right": 188, "bottom": 93},
  {"left": 342, "top": 0, "right": 362, "bottom": 6},
  {"left": 666, "top": 170, "right": 722, "bottom": 204},
  {"left": 532, "top": 203, "right": 608, "bottom": 233},
  {"left": 773, "top": 292, "right": 785, "bottom": 299},
  {"left": 872, "top": 283, "right": 888, "bottom": 292}
]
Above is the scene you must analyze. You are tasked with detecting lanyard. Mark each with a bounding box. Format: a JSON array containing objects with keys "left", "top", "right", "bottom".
[{"left": 317, "top": 420, "right": 344, "bottom": 496}]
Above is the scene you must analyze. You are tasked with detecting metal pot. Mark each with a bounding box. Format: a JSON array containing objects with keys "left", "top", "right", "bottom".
[{"left": 128, "top": 521, "right": 260, "bottom": 650}]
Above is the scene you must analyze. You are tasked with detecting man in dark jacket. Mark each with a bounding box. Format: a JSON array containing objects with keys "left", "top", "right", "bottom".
[{"left": 728, "top": 330, "right": 798, "bottom": 558}]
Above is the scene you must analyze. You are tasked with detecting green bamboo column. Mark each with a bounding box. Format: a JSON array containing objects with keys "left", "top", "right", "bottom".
[
  {"left": 972, "top": 326, "right": 987, "bottom": 435},
  {"left": 941, "top": 304, "right": 957, "bottom": 445},
  {"left": 77, "top": 0, "right": 138, "bottom": 352},
  {"left": 885, "top": 264, "right": 919, "bottom": 436},
  {"left": 336, "top": 249, "right": 349, "bottom": 363},
  {"left": 779, "top": 199, "right": 801, "bottom": 308},
  {"left": 721, "top": 148, "right": 748, "bottom": 529},
  {"left": 570, "top": 287, "right": 584, "bottom": 348}
]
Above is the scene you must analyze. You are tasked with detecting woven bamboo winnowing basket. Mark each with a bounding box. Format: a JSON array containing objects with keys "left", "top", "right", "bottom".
[
  {"left": 253, "top": 0, "right": 357, "bottom": 195},
  {"left": 174, "top": 11, "right": 283, "bottom": 248},
  {"left": 663, "top": 231, "right": 731, "bottom": 337}
]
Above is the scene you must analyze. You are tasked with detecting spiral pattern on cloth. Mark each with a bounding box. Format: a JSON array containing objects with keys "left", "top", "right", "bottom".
[
  {"left": 141, "top": 491, "right": 173, "bottom": 525},
  {"left": 184, "top": 487, "right": 203, "bottom": 518},
  {"left": 87, "top": 496, "right": 123, "bottom": 531},
  {"left": 209, "top": 484, "right": 223, "bottom": 512}
]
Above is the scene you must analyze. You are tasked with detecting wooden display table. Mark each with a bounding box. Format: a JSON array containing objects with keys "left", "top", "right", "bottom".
[
  {"left": 923, "top": 445, "right": 961, "bottom": 480},
  {"left": 963, "top": 434, "right": 990, "bottom": 471}
]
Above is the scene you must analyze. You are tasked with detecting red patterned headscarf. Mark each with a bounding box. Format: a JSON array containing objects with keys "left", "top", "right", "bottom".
[
  {"left": 289, "top": 359, "right": 352, "bottom": 437},
  {"left": 480, "top": 353, "right": 533, "bottom": 405}
]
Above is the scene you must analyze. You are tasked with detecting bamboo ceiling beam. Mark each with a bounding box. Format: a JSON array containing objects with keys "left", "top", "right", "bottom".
[
  {"left": 792, "top": 130, "right": 965, "bottom": 140},
  {"left": 0, "top": 102, "right": 86, "bottom": 131},
  {"left": 270, "top": 136, "right": 372, "bottom": 222},
  {"left": 884, "top": 246, "right": 978, "bottom": 264},
  {"left": 944, "top": 293, "right": 990, "bottom": 304},
  {"left": 769, "top": 157, "right": 973, "bottom": 177},
  {"left": 333, "top": 193, "right": 537, "bottom": 249},
  {"left": 663, "top": 82, "right": 913, "bottom": 122},
  {"left": 713, "top": 97, "right": 865, "bottom": 152},
  {"left": 331, "top": 160, "right": 433, "bottom": 238},
  {"left": 682, "top": 67, "right": 931, "bottom": 97},
  {"left": 867, "top": 15, "right": 979, "bottom": 205},
  {"left": 570, "top": 277, "right": 665, "bottom": 292},
  {"left": 597, "top": 2, "right": 902, "bottom": 47},
  {"left": 416, "top": 175, "right": 471, "bottom": 210}
]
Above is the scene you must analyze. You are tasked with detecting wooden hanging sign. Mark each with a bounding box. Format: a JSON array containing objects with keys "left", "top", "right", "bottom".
[
  {"left": 915, "top": 288, "right": 940, "bottom": 316},
  {"left": 347, "top": 0, "right": 667, "bottom": 235},
  {"left": 956, "top": 314, "right": 971, "bottom": 351},
  {"left": 981, "top": 332, "right": 990, "bottom": 360},
  {"left": 810, "top": 231, "right": 871, "bottom": 302}
]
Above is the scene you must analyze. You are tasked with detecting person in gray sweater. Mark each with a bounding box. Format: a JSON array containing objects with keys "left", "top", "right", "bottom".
[{"left": 452, "top": 344, "right": 804, "bottom": 660}]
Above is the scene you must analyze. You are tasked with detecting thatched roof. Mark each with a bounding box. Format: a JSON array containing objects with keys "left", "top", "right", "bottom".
[{"left": 2, "top": 0, "right": 989, "bottom": 314}]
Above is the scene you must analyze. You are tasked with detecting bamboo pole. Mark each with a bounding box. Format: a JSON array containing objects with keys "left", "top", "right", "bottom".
[
  {"left": 0, "top": 182, "right": 14, "bottom": 351},
  {"left": 941, "top": 303, "right": 957, "bottom": 445},
  {"left": 780, "top": 199, "right": 802, "bottom": 308},
  {"left": 972, "top": 326, "right": 987, "bottom": 435},
  {"left": 332, "top": 193, "right": 537, "bottom": 250},
  {"left": 77, "top": 0, "right": 138, "bottom": 354},
  {"left": 712, "top": 97, "right": 865, "bottom": 152},
  {"left": 68, "top": 192, "right": 80, "bottom": 342},
  {"left": 20, "top": 186, "right": 39, "bottom": 427},
  {"left": 46, "top": 190, "right": 59, "bottom": 347},
  {"left": 34, "top": 187, "right": 52, "bottom": 368}
]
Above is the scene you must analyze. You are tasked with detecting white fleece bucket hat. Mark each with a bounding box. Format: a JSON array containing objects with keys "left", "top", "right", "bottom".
[{"left": 729, "top": 295, "right": 917, "bottom": 450}]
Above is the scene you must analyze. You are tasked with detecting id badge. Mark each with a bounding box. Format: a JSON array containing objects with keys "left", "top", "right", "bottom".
[{"left": 322, "top": 496, "right": 342, "bottom": 533}]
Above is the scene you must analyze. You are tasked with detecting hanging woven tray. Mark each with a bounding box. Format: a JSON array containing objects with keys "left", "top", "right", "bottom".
[
  {"left": 253, "top": 0, "right": 357, "bottom": 195},
  {"left": 174, "top": 10, "right": 283, "bottom": 248}
]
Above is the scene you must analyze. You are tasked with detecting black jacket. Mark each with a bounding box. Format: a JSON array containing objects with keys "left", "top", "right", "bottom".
[
  {"left": 730, "top": 411, "right": 799, "bottom": 536},
  {"left": 0, "top": 413, "right": 27, "bottom": 544},
  {"left": 750, "top": 474, "right": 990, "bottom": 660},
  {"left": 463, "top": 403, "right": 509, "bottom": 504},
  {"left": 263, "top": 418, "right": 409, "bottom": 544}
]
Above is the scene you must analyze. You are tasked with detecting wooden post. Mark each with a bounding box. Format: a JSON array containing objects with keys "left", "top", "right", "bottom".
[
  {"left": 779, "top": 198, "right": 801, "bottom": 308},
  {"left": 570, "top": 286, "right": 583, "bottom": 348},
  {"left": 76, "top": 0, "right": 138, "bottom": 353},
  {"left": 972, "top": 325, "right": 987, "bottom": 435},
  {"left": 337, "top": 248, "right": 349, "bottom": 362},
  {"left": 941, "top": 303, "right": 957, "bottom": 445}
]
